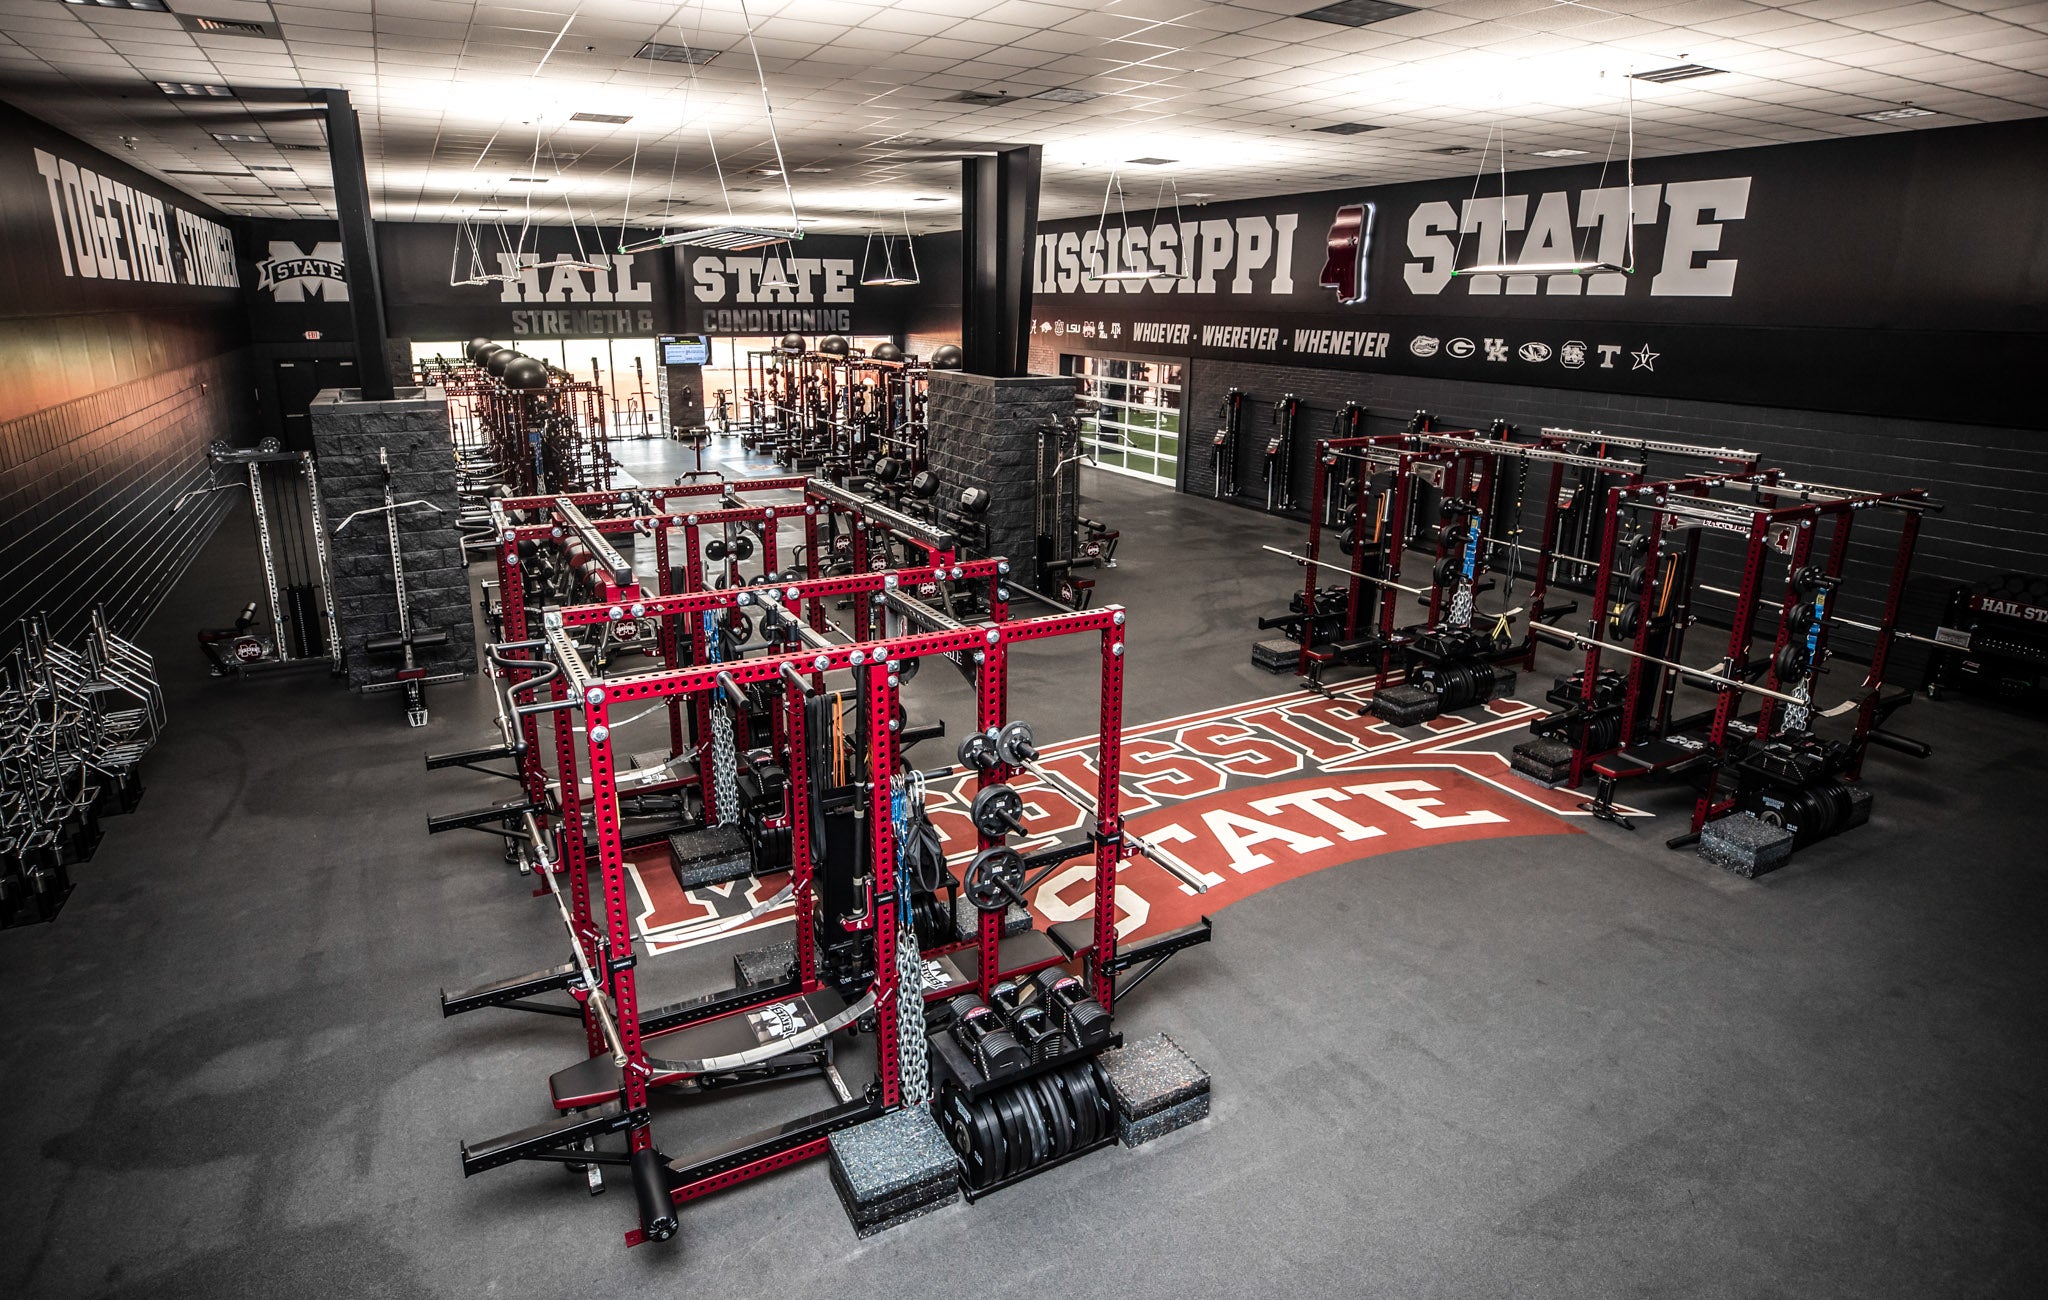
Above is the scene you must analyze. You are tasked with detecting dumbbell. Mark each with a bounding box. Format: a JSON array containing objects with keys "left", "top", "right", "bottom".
[
  {"left": 949, "top": 995, "right": 1029, "bottom": 1079},
  {"left": 1033, "top": 970, "right": 1112, "bottom": 1048},
  {"left": 705, "top": 534, "right": 756, "bottom": 562},
  {"left": 1009, "top": 1004, "right": 1065, "bottom": 1064}
]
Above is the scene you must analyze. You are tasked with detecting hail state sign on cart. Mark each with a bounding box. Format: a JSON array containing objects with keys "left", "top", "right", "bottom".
[{"left": 1030, "top": 119, "right": 2046, "bottom": 428}]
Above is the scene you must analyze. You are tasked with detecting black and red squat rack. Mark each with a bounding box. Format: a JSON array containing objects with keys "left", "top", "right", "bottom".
[
  {"left": 1282, "top": 420, "right": 1763, "bottom": 688},
  {"left": 1535, "top": 464, "right": 1938, "bottom": 841},
  {"left": 434, "top": 478, "right": 1209, "bottom": 1246}
]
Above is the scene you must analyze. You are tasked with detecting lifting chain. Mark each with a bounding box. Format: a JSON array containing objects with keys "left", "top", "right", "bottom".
[
  {"left": 891, "top": 772, "right": 931, "bottom": 1105},
  {"left": 703, "top": 611, "right": 741, "bottom": 827}
]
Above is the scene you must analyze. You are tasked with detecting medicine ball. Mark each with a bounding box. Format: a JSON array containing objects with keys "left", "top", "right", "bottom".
[
  {"left": 466, "top": 338, "right": 498, "bottom": 363},
  {"left": 777, "top": 333, "right": 806, "bottom": 355},
  {"left": 503, "top": 356, "right": 550, "bottom": 391},
  {"left": 818, "top": 335, "right": 850, "bottom": 357},
  {"left": 870, "top": 341, "right": 905, "bottom": 362},
  {"left": 929, "top": 343, "right": 963, "bottom": 369},
  {"left": 486, "top": 348, "right": 521, "bottom": 377}
]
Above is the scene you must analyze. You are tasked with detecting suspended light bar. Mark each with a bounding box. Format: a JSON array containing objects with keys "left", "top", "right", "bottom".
[
  {"left": 616, "top": 226, "right": 797, "bottom": 254},
  {"left": 1453, "top": 261, "right": 1626, "bottom": 276}
]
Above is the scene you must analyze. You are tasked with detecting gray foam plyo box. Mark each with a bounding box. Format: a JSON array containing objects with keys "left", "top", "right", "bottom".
[
  {"left": 1700, "top": 812, "right": 1796, "bottom": 878},
  {"left": 1099, "top": 1033, "right": 1210, "bottom": 1148},
  {"left": 732, "top": 939, "right": 796, "bottom": 988},
  {"left": 827, "top": 1106, "right": 961, "bottom": 1237},
  {"left": 1251, "top": 638, "right": 1301, "bottom": 672},
  {"left": 953, "top": 895, "right": 1031, "bottom": 939},
  {"left": 668, "top": 825, "right": 754, "bottom": 889},
  {"left": 1371, "top": 683, "right": 1441, "bottom": 726},
  {"left": 1510, "top": 737, "right": 1574, "bottom": 784},
  {"left": 1117, "top": 1090, "right": 1210, "bottom": 1148}
]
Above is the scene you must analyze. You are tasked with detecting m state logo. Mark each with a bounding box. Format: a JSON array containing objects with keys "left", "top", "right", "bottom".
[
  {"left": 257, "top": 240, "right": 347, "bottom": 301},
  {"left": 621, "top": 681, "right": 1644, "bottom": 955}
]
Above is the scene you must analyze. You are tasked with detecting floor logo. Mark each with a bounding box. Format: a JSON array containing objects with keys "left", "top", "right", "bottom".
[
  {"left": 624, "top": 684, "right": 1638, "bottom": 954},
  {"left": 256, "top": 241, "right": 347, "bottom": 302}
]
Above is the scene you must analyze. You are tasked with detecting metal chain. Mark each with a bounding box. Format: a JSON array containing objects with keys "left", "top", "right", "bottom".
[
  {"left": 704, "top": 611, "right": 740, "bottom": 826},
  {"left": 1450, "top": 517, "right": 1478, "bottom": 627},
  {"left": 890, "top": 776, "right": 931, "bottom": 1105}
]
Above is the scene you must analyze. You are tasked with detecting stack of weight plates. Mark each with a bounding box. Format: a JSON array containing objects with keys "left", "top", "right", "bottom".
[
  {"left": 941, "top": 1061, "right": 1113, "bottom": 1192},
  {"left": 827, "top": 1106, "right": 961, "bottom": 1238}
]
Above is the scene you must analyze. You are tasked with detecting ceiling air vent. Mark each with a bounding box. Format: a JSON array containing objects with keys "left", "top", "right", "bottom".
[
  {"left": 949, "top": 90, "right": 1017, "bottom": 105},
  {"left": 179, "top": 15, "right": 283, "bottom": 39},
  {"left": 1630, "top": 64, "right": 1724, "bottom": 83},
  {"left": 1298, "top": 1, "right": 1417, "bottom": 28},
  {"left": 1852, "top": 106, "right": 1936, "bottom": 122},
  {"left": 634, "top": 42, "right": 719, "bottom": 65},
  {"left": 570, "top": 112, "right": 633, "bottom": 125},
  {"left": 1314, "top": 122, "right": 1382, "bottom": 135},
  {"left": 1029, "top": 87, "right": 1098, "bottom": 104}
]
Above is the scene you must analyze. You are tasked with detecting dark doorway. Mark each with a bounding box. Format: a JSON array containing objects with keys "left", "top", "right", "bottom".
[{"left": 273, "top": 357, "right": 357, "bottom": 451}]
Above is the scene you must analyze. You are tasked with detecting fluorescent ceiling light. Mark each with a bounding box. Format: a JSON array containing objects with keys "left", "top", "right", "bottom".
[
  {"left": 67, "top": 0, "right": 168, "bottom": 9},
  {"left": 617, "top": 227, "right": 799, "bottom": 254},
  {"left": 1314, "top": 123, "right": 1383, "bottom": 135},
  {"left": 1531, "top": 148, "right": 1588, "bottom": 157},
  {"left": 1852, "top": 107, "right": 1936, "bottom": 122},
  {"left": 1454, "top": 262, "right": 1626, "bottom": 276},
  {"left": 1630, "top": 64, "right": 1724, "bottom": 83},
  {"left": 158, "top": 81, "right": 234, "bottom": 98},
  {"left": 570, "top": 112, "right": 633, "bottom": 125},
  {"left": 179, "top": 15, "right": 281, "bottom": 38},
  {"left": 211, "top": 133, "right": 268, "bottom": 144},
  {"left": 1127, "top": 157, "right": 1177, "bottom": 166}
]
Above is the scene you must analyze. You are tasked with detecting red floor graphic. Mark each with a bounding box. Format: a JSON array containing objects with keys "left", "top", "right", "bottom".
[{"left": 629, "top": 683, "right": 1636, "bottom": 954}]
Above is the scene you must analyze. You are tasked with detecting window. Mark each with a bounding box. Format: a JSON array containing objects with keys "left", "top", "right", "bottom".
[{"left": 1058, "top": 355, "right": 1182, "bottom": 487}]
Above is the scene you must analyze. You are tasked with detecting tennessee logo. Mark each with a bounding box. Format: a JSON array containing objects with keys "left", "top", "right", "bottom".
[{"left": 626, "top": 683, "right": 1641, "bottom": 954}]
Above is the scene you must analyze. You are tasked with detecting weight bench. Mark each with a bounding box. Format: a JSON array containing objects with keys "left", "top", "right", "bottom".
[{"left": 364, "top": 627, "right": 455, "bottom": 727}]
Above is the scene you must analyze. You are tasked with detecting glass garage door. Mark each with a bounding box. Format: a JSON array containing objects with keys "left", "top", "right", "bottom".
[{"left": 1059, "top": 354, "right": 1182, "bottom": 486}]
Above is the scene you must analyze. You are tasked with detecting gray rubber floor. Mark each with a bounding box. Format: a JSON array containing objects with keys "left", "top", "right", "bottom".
[{"left": 4, "top": 441, "right": 2046, "bottom": 1299}]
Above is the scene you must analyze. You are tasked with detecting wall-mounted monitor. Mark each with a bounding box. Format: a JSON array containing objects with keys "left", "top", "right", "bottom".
[{"left": 657, "top": 333, "right": 712, "bottom": 366}]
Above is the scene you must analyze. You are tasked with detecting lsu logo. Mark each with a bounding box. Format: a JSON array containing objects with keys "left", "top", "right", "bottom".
[{"left": 256, "top": 240, "right": 347, "bottom": 302}]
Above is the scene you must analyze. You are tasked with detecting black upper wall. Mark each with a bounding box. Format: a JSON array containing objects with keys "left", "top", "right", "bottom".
[{"left": 0, "top": 99, "right": 254, "bottom": 641}]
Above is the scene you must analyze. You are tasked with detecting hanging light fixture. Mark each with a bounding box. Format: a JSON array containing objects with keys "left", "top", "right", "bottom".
[
  {"left": 758, "top": 242, "right": 796, "bottom": 292},
  {"left": 860, "top": 211, "right": 921, "bottom": 286},
  {"left": 1452, "top": 75, "right": 1638, "bottom": 279},
  {"left": 1084, "top": 171, "right": 1178, "bottom": 283},
  {"left": 615, "top": 0, "right": 804, "bottom": 255}
]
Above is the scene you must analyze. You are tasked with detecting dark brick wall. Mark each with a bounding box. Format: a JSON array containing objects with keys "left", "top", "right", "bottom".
[
  {"left": 926, "top": 371, "right": 1077, "bottom": 587},
  {"left": 310, "top": 388, "right": 475, "bottom": 688}
]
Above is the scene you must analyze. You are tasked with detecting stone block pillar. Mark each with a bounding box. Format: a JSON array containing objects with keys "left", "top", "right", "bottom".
[
  {"left": 925, "top": 371, "right": 1077, "bottom": 588},
  {"left": 310, "top": 386, "right": 475, "bottom": 689}
]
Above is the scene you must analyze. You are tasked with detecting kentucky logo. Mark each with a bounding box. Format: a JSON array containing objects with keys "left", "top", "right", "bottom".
[{"left": 256, "top": 241, "right": 348, "bottom": 301}]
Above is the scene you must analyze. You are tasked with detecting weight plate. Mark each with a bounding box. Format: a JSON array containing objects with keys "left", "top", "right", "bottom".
[
  {"left": 969, "top": 1093, "right": 1005, "bottom": 1189},
  {"left": 966, "top": 846, "right": 1026, "bottom": 911},
  {"left": 995, "top": 1087, "right": 1029, "bottom": 1181},
  {"left": 1031, "top": 1077, "right": 1069, "bottom": 1162},
  {"left": 1792, "top": 564, "right": 1825, "bottom": 596},
  {"left": 1060, "top": 1065, "right": 1096, "bottom": 1150},
  {"left": 1623, "top": 565, "right": 1646, "bottom": 598},
  {"left": 1775, "top": 643, "right": 1810, "bottom": 681},
  {"left": 1016, "top": 1078, "right": 1051, "bottom": 1171}
]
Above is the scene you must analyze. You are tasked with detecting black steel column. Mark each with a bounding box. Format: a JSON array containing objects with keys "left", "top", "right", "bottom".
[
  {"left": 960, "top": 144, "right": 1041, "bottom": 377},
  {"left": 323, "top": 88, "right": 395, "bottom": 401}
]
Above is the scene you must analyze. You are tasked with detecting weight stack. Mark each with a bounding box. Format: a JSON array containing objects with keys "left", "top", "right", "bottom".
[
  {"left": 826, "top": 1106, "right": 960, "bottom": 1238},
  {"left": 1370, "top": 684, "right": 1441, "bottom": 727},
  {"left": 1098, "top": 1033, "right": 1210, "bottom": 1148},
  {"left": 1699, "top": 812, "right": 1796, "bottom": 878}
]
